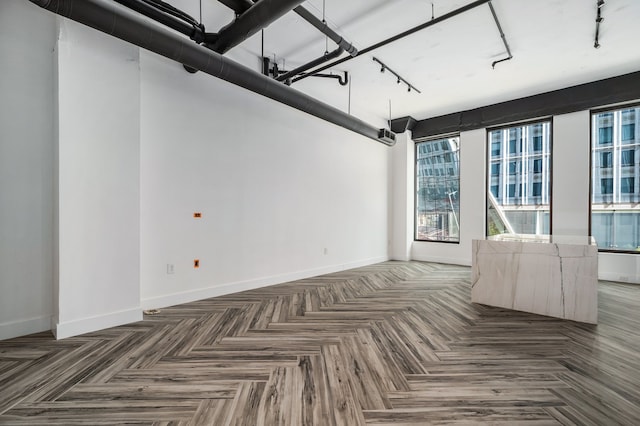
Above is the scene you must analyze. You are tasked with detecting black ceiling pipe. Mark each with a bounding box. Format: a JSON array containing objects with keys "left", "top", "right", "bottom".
[
  {"left": 293, "top": 0, "right": 492, "bottom": 83},
  {"left": 28, "top": 0, "right": 394, "bottom": 146},
  {"left": 293, "top": 6, "right": 358, "bottom": 57},
  {"left": 276, "top": 46, "right": 344, "bottom": 83},
  {"left": 206, "top": 0, "right": 307, "bottom": 54},
  {"left": 217, "top": 0, "right": 358, "bottom": 57},
  {"left": 217, "top": 0, "right": 253, "bottom": 15},
  {"left": 113, "top": 0, "right": 206, "bottom": 43}
]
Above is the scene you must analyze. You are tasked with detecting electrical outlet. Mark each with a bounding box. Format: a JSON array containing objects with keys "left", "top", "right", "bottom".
[
  {"left": 194, "top": 259, "right": 200, "bottom": 268},
  {"left": 323, "top": 247, "right": 328, "bottom": 255},
  {"left": 167, "top": 264, "right": 175, "bottom": 274},
  {"left": 193, "top": 212, "right": 202, "bottom": 218}
]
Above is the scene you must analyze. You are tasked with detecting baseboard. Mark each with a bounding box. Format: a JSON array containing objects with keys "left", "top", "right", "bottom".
[
  {"left": 598, "top": 271, "right": 640, "bottom": 284},
  {"left": 142, "top": 256, "right": 389, "bottom": 310},
  {"left": 411, "top": 253, "right": 471, "bottom": 267},
  {"left": 0, "top": 315, "right": 53, "bottom": 341},
  {"left": 54, "top": 307, "right": 143, "bottom": 340}
]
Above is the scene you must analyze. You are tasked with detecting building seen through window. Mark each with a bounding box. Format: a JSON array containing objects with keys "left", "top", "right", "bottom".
[
  {"left": 487, "top": 121, "right": 551, "bottom": 236},
  {"left": 591, "top": 106, "right": 640, "bottom": 251},
  {"left": 415, "top": 136, "right": 460, "bottom": 242}
]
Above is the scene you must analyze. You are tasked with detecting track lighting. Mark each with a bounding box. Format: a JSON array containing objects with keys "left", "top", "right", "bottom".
[
  {"left": 372, "top": 57, "right": 421, "bottom": 94},
  {"left": 594, "top": 0, "right": 605, "bottom": 48}
]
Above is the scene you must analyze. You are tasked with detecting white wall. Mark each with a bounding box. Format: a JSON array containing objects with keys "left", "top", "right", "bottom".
[
  {"left": 0, "top": 3, "right": 390, "bottom": 340},
  {"left": 552, "top": 111, "right": 591, "bottom": 235},
  {"left": 54, "top": 20, "right": 142, "bottom": 338},
  {"left": 139, "top": 52, "right": 390, "bottom": 308},
  {"left": 0, "top": 2, "right": 56, "bottom": 340},
  {"left": 390, "top": 132, "right": 412, "bottom": 261}
]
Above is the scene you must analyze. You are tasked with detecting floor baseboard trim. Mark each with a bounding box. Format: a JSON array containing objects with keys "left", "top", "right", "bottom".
[
  {"left": 598, "top": 271, "right": 640, "bottom": 284},
  {"left": 142, "top": 256, "right": 389, "bottom": 310},
  {"left": 411, "top": 254, "right": 471, "bottom": 267},
  {"left": 0, "top": 315, "right": 53, "bottom": 341},
  {"left": 55, "top": 308, "right": 142, "bottom": 340}
]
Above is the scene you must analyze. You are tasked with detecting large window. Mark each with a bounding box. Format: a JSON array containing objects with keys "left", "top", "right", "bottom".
[
  {"left": 487, "top": 121, "right": 551, "bottom": 236},
  {"left": 591, "top": 105, "right": 640, "bottom": 252},
  {"left": 415, "top": 136, "right": 460, "bottom": 242}
]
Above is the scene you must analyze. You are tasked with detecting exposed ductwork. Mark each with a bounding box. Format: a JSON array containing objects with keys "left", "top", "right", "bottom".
[
  {"left": 292, "top": 6, "right": 358, "bottom": 57},
  {"left": 276, "top": 46, "right": 344, "bottom": 84},
  {"left": 28, "top": 0, "right": 394, "bottom": 145},
  {"left": 292, "top": 0, "right": 493, "bottom": 83},
  {"left": 217, "top": 0, "right": 253, "bottom": 15},
  {"left": 206, "top": 0, "right": 307, "bottom": 54},
  {"left": 215, "top": 0, "right": 358, "bottom": 58},
  {"left": 217, "top": 0, "right": 253, "bottom": 16},
  {"left": 113, "top": 0, "right": 207, "bottom": 43}
]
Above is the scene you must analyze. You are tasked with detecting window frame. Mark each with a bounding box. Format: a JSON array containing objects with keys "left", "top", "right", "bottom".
[
  {"left": 589, "top": 102, "right": 640, "bottom": 254},
  {"left": 414, "top": 133, "right": 461, "bottom": 244},
  {"left": 485, "top": 118, "right": 553, "bottom": 237}
]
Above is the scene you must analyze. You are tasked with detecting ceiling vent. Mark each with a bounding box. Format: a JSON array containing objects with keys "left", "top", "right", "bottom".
[{"left": 378, "top": 129, "right": 396, "bottom": 145}]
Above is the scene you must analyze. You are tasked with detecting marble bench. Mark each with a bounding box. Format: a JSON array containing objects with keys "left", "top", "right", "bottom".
[{"left": 471, "top": 234, "right": 598, "bottom": 324}]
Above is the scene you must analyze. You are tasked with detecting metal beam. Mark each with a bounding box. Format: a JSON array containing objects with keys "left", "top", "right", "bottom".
[
  {"left": 207, "top": 0, "right": 306, "bottom": 54},
  {"left": 28, "top": 0, "right": 394, "bottom": 145}
]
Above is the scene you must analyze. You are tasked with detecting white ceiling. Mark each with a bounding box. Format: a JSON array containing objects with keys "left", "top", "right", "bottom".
[{"left": 195, "top": 0, "right": 640, "bottom": 126}]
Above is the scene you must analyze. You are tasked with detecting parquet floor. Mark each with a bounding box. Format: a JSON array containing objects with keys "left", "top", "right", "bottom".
[{"left": 1, "top": 261, "right": 640, "bottom": 425}]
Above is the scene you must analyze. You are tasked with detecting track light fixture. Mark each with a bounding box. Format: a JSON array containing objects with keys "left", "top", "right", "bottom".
[
  {"left": 594, "top": 0, "right": 605, "bottom": 48},
  {"left": 372, "top": 57, "right": 421, "bottom": 94}
]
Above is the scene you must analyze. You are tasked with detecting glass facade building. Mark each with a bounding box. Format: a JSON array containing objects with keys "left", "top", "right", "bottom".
[
  {"left": 592, "top": 106, "right": 640, "bottom": 251},
  {"left": 415, "top": 137, "right": 460, "bottom": 242},
  {"left": 487, "top": 121, "right": 552, "bottom": 235}
]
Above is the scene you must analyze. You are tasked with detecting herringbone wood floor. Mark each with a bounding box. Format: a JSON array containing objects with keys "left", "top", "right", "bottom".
[{"left": 1, "top": 261, "right": 639, "bottom": 425}]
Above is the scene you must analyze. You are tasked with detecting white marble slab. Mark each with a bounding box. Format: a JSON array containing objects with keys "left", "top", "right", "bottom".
[{"left": 471, "top": 235, "right": 598, "bottom": 324}]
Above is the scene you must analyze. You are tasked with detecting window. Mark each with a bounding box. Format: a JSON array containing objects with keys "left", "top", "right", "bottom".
[
  {"left": 591, "top": 105, "right": 640, "bottom": 252},
  {"left": 532, "top": 182, "right": 542, "bottom": 197},
  {"left": 533, "top": 136, "right": 543, "bottom": 151},
  {"left": 622, "top": 150, "right": 634, "bottom": 167},
  {"left": 491, "top": 142, "right": 501, "bottom": 157},
  {"left": 622, "top": 123, "right": 635, "bottom": 141},
  {"left": 601, "top": 178, "right": 613, "bottom": 194},
  {"left": 598, "top": 126, "right": 613, "bottom": 145},
  {"left": 533, "top": 159, "right": 542, "bottom": 173},
  {"left": 415, "top": 136, "right": 460, "bottom": 243},
  {"left": 487, "top": 121, "right": 551, "bottom": 236},
  {"left": 621, "top": 177, "right": 635, "bottom": 194},
  {"left": 509, "top": 161, "right": 518, "bottom": 174}
]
